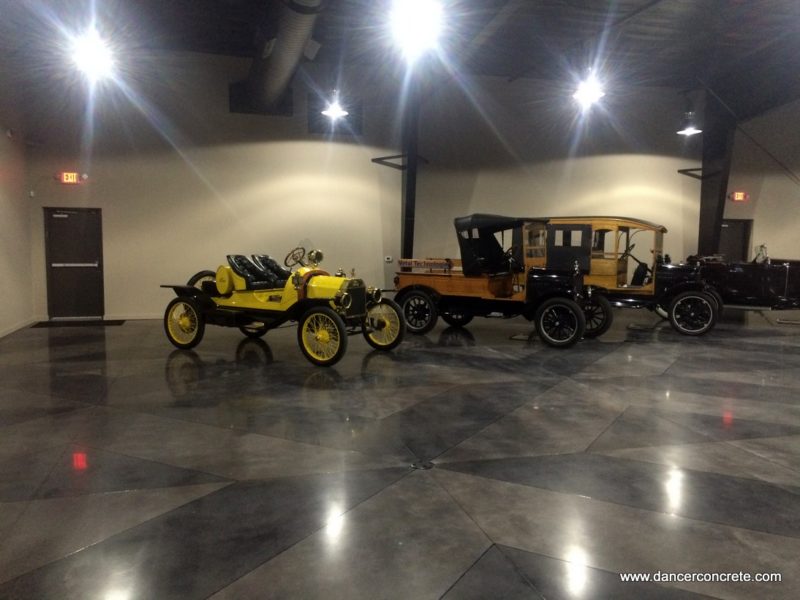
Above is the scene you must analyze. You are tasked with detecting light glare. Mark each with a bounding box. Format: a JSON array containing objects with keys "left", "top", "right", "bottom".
[
  {"left": 321, "top": 100, "right": 349, "bottom": 120},
  {"left": 564, "top": 546, "right": 589, "bottom": 594},
  {"left": 573, "top": 74, "right": 605, "bottom": 111},
  {"left": 677, "top": 125, "right": 702, "bottom": 136},
  {"left": 665, "top": 467, "right": 683, "bottom": 514},
  {"left": 390, "top": 0, "right": 443, "bottom": 62},
  {"left": 71, "top": 28, "right": 114, "bottom": 82},
  {"left": 677, "top": 110, "right": 702, "bottom": 136}
]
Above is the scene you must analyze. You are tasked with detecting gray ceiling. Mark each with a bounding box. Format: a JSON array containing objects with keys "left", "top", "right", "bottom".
[
  {"left": 4, "top": 0, "right": 800, "bottom": 121},
  {"left": 132, "top": 0, "right": 800, "bottom": 120}
]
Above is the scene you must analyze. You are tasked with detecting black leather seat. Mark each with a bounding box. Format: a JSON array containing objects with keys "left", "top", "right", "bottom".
[
  {"left": 227, "top": 255, "right": 283, "bottom": 290},
  {"left": 251, "top": 254, "right": 291, "bottom": 286},
  {"left": 631, "top": 262, "right": 649, "bottom": 286}
]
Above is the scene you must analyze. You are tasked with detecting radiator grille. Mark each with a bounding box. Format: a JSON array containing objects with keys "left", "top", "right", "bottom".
[{"left": 345, "top": 279, "right": 366, "bottom": 317}]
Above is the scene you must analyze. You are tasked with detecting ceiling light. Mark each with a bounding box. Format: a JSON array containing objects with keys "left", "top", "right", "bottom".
[
  {"left": 573, "top": 74, "right": 605, "bottom": 111},
  {"left": 71, "top": 27, "right": 114, "bottom": 83},
  {"left": 677, "top": 111, "right": 703, "bottom": 136},
  {"left": 321, "top": 91, "right": 349, "bottom": 120},
  {"left": 321, "top": 101, "right": 348, "bottom": 120},
  {"left": 390, "top": 0, "right": 443, "bottom": 63}
]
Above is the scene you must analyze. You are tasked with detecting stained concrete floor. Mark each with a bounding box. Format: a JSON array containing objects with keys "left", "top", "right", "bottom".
[{"left": 0, "top": 308, "right": 799, "bottom": 599}]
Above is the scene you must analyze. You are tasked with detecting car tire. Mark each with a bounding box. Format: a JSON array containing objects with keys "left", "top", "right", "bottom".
[
  {"left": 164, "top": 297, "right": 205, "bottom": 349},
  {"left": 441, "top": 311, "right": 474, "bottom": 328},
  {"left": 239, "top": 325, "right": 267, "bottom": 338},
  {"left": 583, "top": 295, "right": 613, "bottom": 338},
  {"left": 707, "top": 289, "right": 724, "bottom": 318},
  {"left": 668, "top": 291, "right": 718, "bottom": 336},
  {"left": 400, "top": 290, "right": 439, "bottom": 334},
  {"left": 534, "top": 298, "right": 586, "bottom": 348},
  {"left": 297, "top": 306, "right": 348, "bottom": 366},
  {"left": 187, "top": 270, "right": 216, "bottom": 288},
  {"left": 362, "top": 299, "right": 406, "bottom": 351}
]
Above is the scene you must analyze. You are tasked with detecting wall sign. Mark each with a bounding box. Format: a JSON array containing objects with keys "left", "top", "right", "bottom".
[
  {"left": 57, "top": 172, "right": 82, "bottom": 184},
  {"left": 728, "top": 191, "right": 749, "bottom": 202}
]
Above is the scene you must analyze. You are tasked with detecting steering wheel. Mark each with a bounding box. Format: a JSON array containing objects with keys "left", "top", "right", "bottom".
[
  {"left": 620, "top": 243, "right": 636, "bottom": 258},
  {"left": 284, "top": 246, "right": 307, "bottom": 268},
  {"left": 503, "top": 245, "right": 519, "bottom": 267}
]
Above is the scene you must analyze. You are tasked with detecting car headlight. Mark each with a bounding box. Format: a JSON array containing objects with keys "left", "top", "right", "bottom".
[
  {"left": 308, "top": 249, "right": 324, "bottom": 266},
  {"left": 367, "top": 287, "right": 382, "bottom": 303},
  {"left": 334, "top": 291, "right": 352, "bottom": 309}
]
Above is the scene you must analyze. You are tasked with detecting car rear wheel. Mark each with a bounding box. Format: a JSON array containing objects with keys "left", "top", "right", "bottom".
[
  {"left": 187, "top": 270, "right": 216, "bottom": 288},
  {"left": 164, "top": 298, "right": 205, "bottom": 349},
  {"left": 297, "top": 306, "right": 348, "bottom": 366},
  {"left": 362, "top": 299, "right": 405, "bottom": 351},
  {"left": 583, "top": 295, "right": 613, "bottom": 338},
  {"left": 534, "top": 298, "right": 586, "bottom": 348},
  {"left": 441, "top": 311, "right": 474, "bottom": 328},
  {"left": 668, "top": 291, "right": 718, "bottom": 335},
  {"left": 239, "top": 325, "right": 267, "bottom": 338},
  {"left": 400, "top": 290, "right": 438, "bottom": 334}
]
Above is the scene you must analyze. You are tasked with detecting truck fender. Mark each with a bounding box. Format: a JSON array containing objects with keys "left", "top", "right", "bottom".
[{"left": 395, "top": 285, "right": 441, "bottom": 304}]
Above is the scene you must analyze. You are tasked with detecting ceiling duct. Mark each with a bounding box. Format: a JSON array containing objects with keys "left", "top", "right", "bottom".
[{"left": 237, "top": 0, "right": 324, "bottom": 114}]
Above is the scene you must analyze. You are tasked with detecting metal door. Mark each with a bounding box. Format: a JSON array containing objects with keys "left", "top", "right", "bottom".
[
  {"left": 719, "top": 219, "right": 752, "bottom": 262},
  {"left": 44, "top": 208, "right": 105, "bottom": 319}
]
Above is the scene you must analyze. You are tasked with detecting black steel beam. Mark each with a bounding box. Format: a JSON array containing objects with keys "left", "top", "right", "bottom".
[
  {"left": 697, "top": 93, "right": 737, "bottom": 256},
  {"left": 401, "top": 79, "right": 421, "bottom": 261}
]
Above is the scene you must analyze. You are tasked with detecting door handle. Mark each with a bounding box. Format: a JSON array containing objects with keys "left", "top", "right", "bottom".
[{"left": 51, "top": 262, "right": 99, "bottom": 268}]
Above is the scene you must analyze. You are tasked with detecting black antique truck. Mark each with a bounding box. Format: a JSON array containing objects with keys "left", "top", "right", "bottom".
[{"left": 394, "top": 214, "right": 588, "bottom": 347}]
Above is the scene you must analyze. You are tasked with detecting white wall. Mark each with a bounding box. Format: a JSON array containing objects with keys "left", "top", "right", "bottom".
[
  {"left": 414, "top": 74, "right": 702, "bottom": 261},
  {"left": 416, "top": 158, "right": 700, "bottom": 262},
  {"left": 726, "top": 99, "right": 800, "bottom": 259},
  {"left": 17, "top": 48, "right": 773, "bottom": 325},
  {"left": 25, "top": 54, "right": 403, "bottom": 320},
  {"left": 0, "top": 53, "right": 33, "bottom": 336}
]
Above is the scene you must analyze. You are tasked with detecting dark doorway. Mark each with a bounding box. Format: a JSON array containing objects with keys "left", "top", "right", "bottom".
[
  {"left": 44, "top": 208, "right": 105, "bottom": 319},
  {"left": 718, "top": 219, "right": 752, "bottom": 262}
]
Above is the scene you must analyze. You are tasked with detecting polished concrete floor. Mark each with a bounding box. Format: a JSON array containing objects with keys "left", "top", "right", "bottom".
[{"left": 1, "top": 308, "right": 799, "bottom": 599}]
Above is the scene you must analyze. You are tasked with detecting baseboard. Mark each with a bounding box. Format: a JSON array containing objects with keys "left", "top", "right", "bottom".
[
  {"left": 105, "top": 314, "right": 161, "bottom": 321},
  {"left": 0, "top": 318, "right": 37, "bottom": 339}
]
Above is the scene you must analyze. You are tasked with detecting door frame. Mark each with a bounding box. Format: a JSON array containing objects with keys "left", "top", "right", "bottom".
[{"left": 44, "top": 207, "right": 105, "bottom": 320}]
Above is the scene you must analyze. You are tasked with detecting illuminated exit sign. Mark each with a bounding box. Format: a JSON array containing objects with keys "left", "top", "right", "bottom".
[
  {"left": 60, "top": 172, "right": 80, "bottom": 184},
  {"left": 729, "top": 190, "right": 749, "bottom": 202}
]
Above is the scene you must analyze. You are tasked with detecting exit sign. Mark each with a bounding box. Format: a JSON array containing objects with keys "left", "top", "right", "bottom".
[
  {"left": 59, "top": 172, "right": 81, "bottom": 184},
  {"left": 729, "top": 191, "right": 749, "bottom": 202}
]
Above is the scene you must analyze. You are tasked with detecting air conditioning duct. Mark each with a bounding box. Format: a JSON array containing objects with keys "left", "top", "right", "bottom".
[{"left": 244, "top": 0, "right": 324, "bottom": 113}]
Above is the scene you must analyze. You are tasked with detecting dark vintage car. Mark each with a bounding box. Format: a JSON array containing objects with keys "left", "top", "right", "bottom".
[
  {"left": 545, "top": 216, "right": 723, "bottom": 336},
  {"left": 394, "top": 214, "right": 588, "bottom": 348},
  {"left": 691, "top": 247, "right": 800, "bottom": 311},
  {"left": 549, "top": 218, "right": 800, "bottom": 333}
]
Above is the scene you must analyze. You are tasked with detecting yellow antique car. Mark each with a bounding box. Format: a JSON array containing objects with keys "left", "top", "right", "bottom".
[{"left": 161, "top": 247, "right": 405, "bottom": 366}]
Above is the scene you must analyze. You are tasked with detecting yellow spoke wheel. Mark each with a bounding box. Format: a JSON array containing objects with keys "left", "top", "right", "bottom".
[
  {"left": 297, "top": 306, "right": 348, "bottom": 366},
  {"left": 362, "top": 299, "right": 405, "bottom": 351},
  {"left": 164, "top": 298, "right": 205, "bottom": 349}
]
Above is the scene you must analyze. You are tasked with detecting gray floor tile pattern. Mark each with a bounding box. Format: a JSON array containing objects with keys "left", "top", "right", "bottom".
[{"left": 0, "top": 309, "right": 799, "bottom": 598}]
